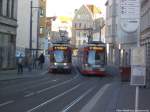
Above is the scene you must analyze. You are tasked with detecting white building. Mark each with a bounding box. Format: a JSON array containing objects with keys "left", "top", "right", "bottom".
[
  {"left": 72, "top": 5, "right": 103, "bottom": 47},
  {"left": 17, "top": 0, "right": 39, "bottom": 56},
  {"left": 140, "top": 0, "right": 150, "bottom": 84},
  {"left": 105, "top": 0, "right": 140, "bottom": 66}
]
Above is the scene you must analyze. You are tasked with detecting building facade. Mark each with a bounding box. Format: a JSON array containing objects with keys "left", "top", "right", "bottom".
[
  {"left": 140, "top": 0, "right": 150, "bottom": 82},
  {"left": 39, "top": 0, "right": 46, "bottom": 51},
  {"left": 72, "top": 5, "right": 102, "bottom": 48},
  {"left": 17, "top": 0, "right": 39, "bottom": 56},
  {"left": 105, "top": 0, "right": 117, "bottom": 65},
  {"left": 0, "top": 0, "right": 18, "bottom": 69},
  {"left": 105, "top": 0, "right": 139, "bottom": 67},
  {"left": 51, "top": 16, "right": 72, "bottom": 37},
  {"left": 17, "top": 0, "right": 46, "bottom": 57},
  {"left": 93, "top": 17, "right": 105, "bottom": 42}
]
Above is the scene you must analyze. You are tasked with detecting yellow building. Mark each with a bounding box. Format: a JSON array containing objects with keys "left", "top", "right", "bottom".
[
  {"left": 87, "top": 5, "right": 102, "bottom": 15},
  {"left": 39, "top": 0, "right": 46, "bottom": 50}
]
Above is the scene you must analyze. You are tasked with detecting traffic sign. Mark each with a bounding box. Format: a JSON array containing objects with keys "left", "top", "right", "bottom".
[
  {"left": 130, "top": 47, "right": 146, "bottom": 86},
  {"left": 131, "top": 65, "right": 146, "bottom": 86}
]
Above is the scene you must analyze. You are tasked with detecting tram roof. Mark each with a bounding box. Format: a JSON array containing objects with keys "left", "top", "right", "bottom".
[
  {"left": 88, "top": 41, "right": 105, "bottom": 44},
  {"left": 78, "top": 41, "right": 105, "bottom": 49}
]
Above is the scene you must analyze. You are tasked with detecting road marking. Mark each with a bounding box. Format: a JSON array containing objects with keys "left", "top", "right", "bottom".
[
  {"left": 20, "top": 78, "right": 53, "bottom": 91},
  {"left": 52, "top": 80, "right": 57, "bottom": 82},
  {"left": 24, "top": 78, "right": 50, "bottom": 85},
  {"left": 80, "top": 83, "right": 111, "bottom": 112},
  {"left": 0, "top": 100, "right": 14, "bottom": 107},
  {"left": 24, "top": 79, "right": 58, "bottom": 90},
  {"left": 40, "top": 71, "right": 48, "bottom": 76},
  {"left": 36, "top": 75, "right": 79, "bottom": 94},
  {"left": 61, "top": 87, "right": 95, "bottom": 112},
  {"left": 24, "top": 92, "right": 34, "bottom": 97},
  {"left": 24, "top": 80, "right": 58, "bottom": 97},
  {"left": 26, "top": 83, "right": 82, "bottom": 112}
]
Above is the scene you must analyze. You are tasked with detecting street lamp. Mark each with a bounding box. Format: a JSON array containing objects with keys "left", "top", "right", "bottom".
[{"left": 29, "top": 0, "right": 33, "bottom": 51}]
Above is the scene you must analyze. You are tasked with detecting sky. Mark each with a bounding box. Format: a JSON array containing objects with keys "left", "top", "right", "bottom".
[{"left": 46, "top": 0, "right": 107, "bottom": 18}]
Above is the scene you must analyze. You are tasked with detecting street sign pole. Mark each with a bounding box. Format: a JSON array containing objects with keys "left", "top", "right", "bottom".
[
  {"left": 131, "top": 47, "right": 146, "bottom": 111},
  {"left": 135, "top": 86, "right": 139, "bottom": 111},
  {"left": 30, "top": 0, "right": 33, "bottom": 52}
]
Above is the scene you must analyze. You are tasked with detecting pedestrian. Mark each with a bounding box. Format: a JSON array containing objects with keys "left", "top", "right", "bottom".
[
  {"left": 38, "top": 53, "right": 45, "bottom": 70},
  {"left": 27, "top": 54, "right": 32, "bottom": 72},
  {"left": 17, "top": 54, "right": 24, "bottom": 74},
  {"left": 32, "top": 57, "right": 37, "bottom": 69}
]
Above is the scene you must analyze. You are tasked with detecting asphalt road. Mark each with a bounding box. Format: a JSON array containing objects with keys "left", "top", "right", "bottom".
[{"left": 0, "top": 59, "right": 115, "bottom": 112}]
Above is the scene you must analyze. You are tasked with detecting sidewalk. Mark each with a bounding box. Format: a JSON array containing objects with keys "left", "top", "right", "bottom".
[
  {"left": 0, "top": 56, "right": 50, "bottom": 81},
  {"left": 81, "top": 77, "right": 150, "bottom": 112},
  {"left": 115, "top": 82, "right": 150, "bottom": 112},
  {"left": 0, "top": 67, "right": 48, "bottom": 81}
]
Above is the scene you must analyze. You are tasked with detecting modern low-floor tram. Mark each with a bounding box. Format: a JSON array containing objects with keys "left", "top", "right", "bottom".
[
  {"left": 48, "top": 43, "right": 72, "bottom": 73},
  {"left": 77, "top": 41, "right": 107, "bottom": 76}
]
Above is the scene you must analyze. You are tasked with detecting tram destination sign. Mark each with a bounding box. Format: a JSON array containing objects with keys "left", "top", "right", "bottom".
[
  {"left": 130, "top": 47, "right": 146, "bottom": 86},
  {"left": 89, "top": 46, "right": 104, "bottom": 51},
  {"left": 54, "top": 46, "right": 67, "bottom": 50}
]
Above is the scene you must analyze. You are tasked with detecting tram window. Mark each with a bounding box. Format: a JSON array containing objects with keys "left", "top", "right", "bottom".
[
  {"left": 87, "top": 50, "right": 105, "bottom": 65},
  {"left": 64, "top": 50, "right": 70, "bottom": 62},
  {"left": 54, "top": 50, "right": 64, "bottom": 62},
  {"left": 66, "top": 49, "right": 71, "bottom": 61},
  {"left": 98, "top": 53, "right": 105, "bottom": 65},
  {"left": 88, "top": 51, "right": 96, "bottom": 65}
]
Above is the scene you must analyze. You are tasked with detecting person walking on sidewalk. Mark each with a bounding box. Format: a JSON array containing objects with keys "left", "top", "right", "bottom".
[
  {"left": 32, "top": 57, "right": 37, "bottom": 69},
  {"left": 38, "top": 53, "right": 45, "bottom": 70},
  {"left": 27, "top": 54, "right": 33, "bottom": 72},
  {"left": 17, "top": 54, "right": 24, "bottom": 74}
]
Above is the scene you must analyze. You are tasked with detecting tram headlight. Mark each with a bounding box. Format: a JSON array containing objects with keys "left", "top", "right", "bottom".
[
  {"left": 54, "top": 63, "right": 58, "bottom": 65},
  {"left": 84, "top": 64, "right": 88, "bottom": 66},
  {"left": 64, "top": 63, "right": 67, "bottom": 66}
]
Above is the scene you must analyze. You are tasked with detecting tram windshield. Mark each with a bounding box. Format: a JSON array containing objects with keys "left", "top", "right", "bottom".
[
  {"left": 53, "top": 49, "right": 71, "bottom": 63},
  {"left": 54, "top": 50, "right": 64, "bottom": 62},
  {"left": 87, "top": 50, "right": 105, "bottom": 65}
]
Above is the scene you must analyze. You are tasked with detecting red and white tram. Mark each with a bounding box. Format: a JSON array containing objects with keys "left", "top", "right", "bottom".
[{"left": 77, "top": 41, "right": 107, "bottom": 76}]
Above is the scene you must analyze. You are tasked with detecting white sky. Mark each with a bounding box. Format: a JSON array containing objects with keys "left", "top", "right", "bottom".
[{"left": 46, "top": 0, "right": 107, "bottom": 18}]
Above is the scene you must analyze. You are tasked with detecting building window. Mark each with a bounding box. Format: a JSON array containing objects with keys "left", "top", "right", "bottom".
[
  {"left": 148, "top": 10, "right": 150, "bottom": 26},
  {"left": 11, "top": 0, "right": 14, "bottom": 18},
  {"left": 109, "top": 5, "right": 112, "bottom": 17},
  {"left": 79, "top": 23, "right": 81, "bottom": 28},
  {"left": 78, "top": 40, "right": 81, "bottom": 46},
  {"left": 0, "top": 0, "right": 2, "bottom": 15},
  {"left": 83, "top": 32, "right": 86, "bottom": 36},
  {"left": 6, "top": 0, "right": 10, "bottom": 17},
  {"left": 84, "top": 24, "right": 86, "bottom": 28},
  {"left": 74, "top": 23, "right": 76, "bottom": 28},
  {"left": 40, "top": 9, "right": 44, "bottom": 17},
  {"left": 40, "top": 27, "right": 44, "bottom": 34},
  {"left": 77, "top": 15, "right": 80, "bottom": 19},
  {"left": 78, "top": 32, "right": 80, "bottom": 37}
]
